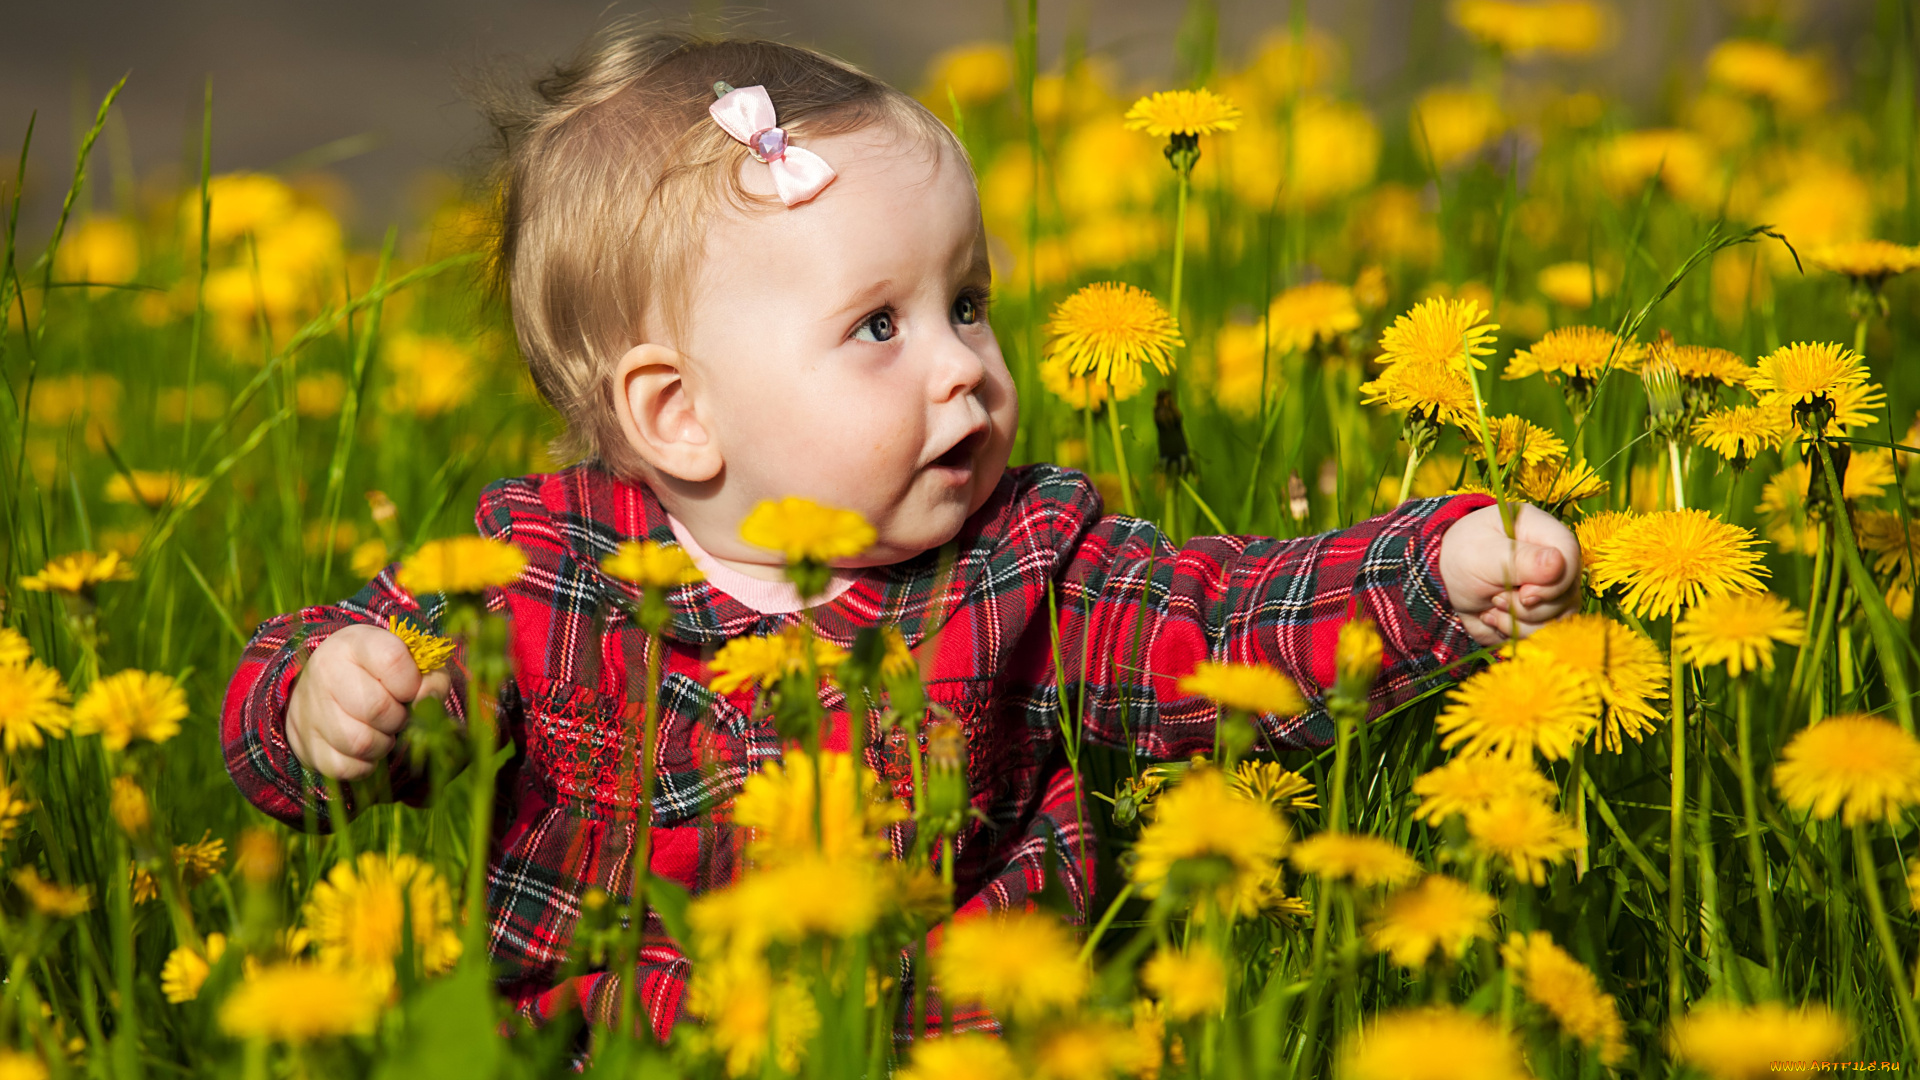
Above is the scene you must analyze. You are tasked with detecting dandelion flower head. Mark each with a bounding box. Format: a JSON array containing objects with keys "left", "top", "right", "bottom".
[
  {"left": 1230, "top": 760, "right": 1318, "bottom": 812},
  {"left": 1515, "top": 614, "right": 1667, "bottom": 752},
  {"left": 897, "top": 1034, "right": 1020, "bottom": 1080},
  {"left": 739, "top": 497, "right": 877, "bottom": 565},
  {"left": 1288, "top": 833, "right": 1420, "bottom": 888},
  {"left": 1436, "top": 654, "right": 1599, "bottom": 761},
  {"left": 732, "top": 751, "right": 905, "bottom": 863},
  {"left": 934, "top": 911, "right": 1086, "bottom": 1021},
  {"left": 1670, "top": 1001, "right": 1850, "bottom": 1080},
  {"left": 1449, "top": 0, "right": 1613, "bottom": 59},
  {"left": 1267, "top": 281, "right": 1360, "bottom": 354},
  {"left": 1537, "top": 262, "right": 1614, "bottom": 310},
  {"left": 1047, "top": 282, "right": 1183, "bottom": 389},
  {"left": 1176, "top": 660, "right": 1306, "bottom": 717},
  {"left": 1366, "top": 875, "right": 1498, "bottom": 967},
  {"left": 218, "top": 961, "right": 385, "bottom": 1043},
  {"left": 161, "top": 933, "right": 227, "bottom": 1004},
  {"left": 1693, "top": 403, "right": 1792, "bottom": 466},
  {"left": 1675, "top": 592, "right": 1806, "bottom": 677},
  {"left": 386, "top": 615, "right": 454, "bottom": 675},
  {"left": 1588, "top": 509, "right": 1768, "bottom": 619},
  {"left": 1123, "top": 88, "right": 1242, "bottom": 138},
  {"left": 397, "top": 535, "right": 527, "bottom": 595},
  {"left": 600, "top": 540, "right": 704, "bottom": 590},
  {"left": 304, "top": 852, "right": 462, "bottom": 978},
  {"left": 1359, "top": 359, "right": 1477, "bottom": 425},
  {"left": 708, "top": 625, "right": 849, "bottom": 695},
  {"left": 1746, "top": 341, "right": 1868, "bottom": 414},
  {"left": 1501, "top": 931, "right": 1626, "bottom": 1065},
  {"left": 1376, "top": 297, "right": 1497, "bottom": 372},
  {"left": 1131, "top": 766, "right": 1290, "bottom": 917},
  {"left": 0, "top": 659, "right": 72, "bottom": 753},
  {"left": 1466, "top": 794, "right": 1583, "bottom": 885},
  {"left": 1141, "top": 946, "right": 1228, "bottom": 1020},
  {"left": 11, "top": 868, "right": 91, "bottom": 918},
  {"left": 1809, "top": 239, "right": 1920, "bottom": 286},
  {"left": 1502, "top": 326, "right": 1643, "bottom": 384},
  {"left": 1412, "top": 754, "right": 1557, "bottom": 825},
  {"left": 1773, "top": 713, "right": 1920, "bottom": 826},
  {"left": 19, "top": 550, "right": 135, "bottom": 594},
  {"left": 72, "top": 670, "right": 187, "bottom": 751}
]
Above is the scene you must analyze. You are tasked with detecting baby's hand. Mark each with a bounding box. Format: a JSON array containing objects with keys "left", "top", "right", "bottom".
[
  {"left": 286, "top": 624, "right": 451, "bottom": 780},
  {"left": 1438, "top": 503, "right": 1581, "bottom": 646}
]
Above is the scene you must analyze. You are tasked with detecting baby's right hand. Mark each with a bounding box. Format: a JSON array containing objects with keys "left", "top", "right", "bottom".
[{"left": 287, "top": 624, "right": 451, "bottom": 780}]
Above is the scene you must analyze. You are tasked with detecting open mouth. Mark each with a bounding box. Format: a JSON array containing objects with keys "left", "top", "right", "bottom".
[{"left": 932, "top": 431, "right": 984, "bottom": 470}]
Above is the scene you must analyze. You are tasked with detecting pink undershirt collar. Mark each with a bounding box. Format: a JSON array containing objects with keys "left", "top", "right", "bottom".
[{"left": 666, "top": 514, "right": 860, "bottom": 614}]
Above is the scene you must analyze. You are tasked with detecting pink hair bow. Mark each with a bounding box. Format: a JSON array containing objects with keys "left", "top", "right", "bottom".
[{"left": 709, "top": 83, "right": 837, "bottom": 207}]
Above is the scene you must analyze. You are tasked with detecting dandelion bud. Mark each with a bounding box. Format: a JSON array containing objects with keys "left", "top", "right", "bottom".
[
  {"left": 921, "top": 719, "right": 970, "bottom": 832},
  {"left": 235, "top": 827, "right": 282, "bottom": 886},
  {"left": 1154, "top": 390, "right": 1192, "bottom": 477},
  {"left": 110, "top": 775, "right": 151, "bottom": 836},
  {"left": 1640, "top": 358, "right": 1685, "bottom": 441},
  {"left": 1334, "top": 618, "right": 1385, "bottom": 702}
]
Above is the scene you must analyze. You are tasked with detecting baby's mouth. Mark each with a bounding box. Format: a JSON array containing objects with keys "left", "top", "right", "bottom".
[{"left": 932, "top": 431, "right": 984, "bottom": 470}]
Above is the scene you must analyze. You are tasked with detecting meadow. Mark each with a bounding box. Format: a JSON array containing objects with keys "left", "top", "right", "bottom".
[{"left": 2, "top": 1, "right": 1919, "bottom": 1076}]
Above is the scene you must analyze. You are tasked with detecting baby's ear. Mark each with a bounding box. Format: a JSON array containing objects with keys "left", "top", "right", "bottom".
[{"left": 612, "top": 343, "right": 721, "bottom": 483}]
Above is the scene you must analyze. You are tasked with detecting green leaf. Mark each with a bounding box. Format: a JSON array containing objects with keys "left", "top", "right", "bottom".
[{"left": 374, "top": 958, "right": 504, "bottom": 1080}]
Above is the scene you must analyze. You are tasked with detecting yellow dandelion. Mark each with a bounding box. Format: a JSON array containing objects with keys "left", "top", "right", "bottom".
[
  {"left": 600, "top": 540, "right": 704, "bottom": 590},
  {"left": 1654, "top": 341, "right": 1752, "bottom": 386},
  {"left": 739, "top": 497, "right": 876, "bottom": 565},
  {"left": 1693, "top": 403, "right": 1792, "bottom": 465},
  {"left": 1176, "top": 660, "right": 1306, "bottom": 717},
  {"left": 1466, "top": 794, "right": 1583, "bottom": 885},
  {"left": 1266, "top": 281, "right": 1360, "bottom": 354},
  {"left": 72, "top": 669, "right": 188, "bottom": 751},
  {"left": 1588, "top": 509, "right": 1768, "bottom": 619},
  {"left": 1359, "top": 358, "right": 1478, "bottom": 425},
  {"left": 732, "top": 751, "right": 905, "bottom": 864},
  {"left": 1033, "top": 1018, "right": 1142, "bottom": 1079},
  {"left": 687, "top": 955, "right": 818, "bottom": 1078},
  {"left": 0, "top": 627, "right": 29, "bottom": 666},
  {"left": 19, "top": 550, "right": 135, "bottom": 594},
  {"left": 897, "top": 1034, "right": 1020, "bottom": 1080},
  {"left": 1858, "top": 509, "right": 1920, "bottom": 580},
  {"left": 1231, "top": 760, "right": 1318, "bottom": 812},
  {"left": 1342, "top": 1006, "right": 1529, "bottom": 1080},
  {"left": 1674, "top": 593, "right": 1805, "bottom": 678},
  {"left": 1046, "top": 282, "right": 1183, "bottom": 389},
  {"left": 1573, "top": 509, "right": 1636, "bottom": 589},
  {"left": 1536, "top": 262, "right": 1613, "bottom": 310},
  {"left": 1123, "top": 88, "right": 1243, "bottom": 138},
  {"left": 177, "top": 833, "right": 227, "bottom": 883},
  {"left": 0, "top": 659, "right": 72, "bottom": 752},
  {"left": 349, "top": 538, "right": 391, "bottom": 580},
  {"left": 1706, "top": 39, "right": 1831, "bottom": 116},
  {"left": 1817, "top": 379, "right": 1886, "bottom": 435},
  {"left": 1464, "top": 414, "right": 1567, "bottom": 467},
  {"left": 397, "top": 535, "right": 527, "bottom": 595},
  {"left": 1502, "top": 325, "right": 1643, "bottom": 385},
  {"left": 385, "top": 614, "right": 454, "bottom": 675},
  {"left": 218, "top": 960, "right": 386, "bottom": 1042},
  {"left": 707, "top": 625, "right": 849, "bottom": 695},
  {"left": 1670, "top": 1001, "right": 1850, "bottom": 1080},
  {"left": 1288, "top": 833, "right": 1420, "bottom": 888},
  {"left": 1040, "top": 350, "right": 1140, "bottom": 409},
  {"left": 1335, "top": 617, "right": 1385, "bottom": 696},
  {"left": 1514, "top": 456, "right": 1610, "bottom": 507},
  {"left": 1773, "top": 713, "right": 1920, "bottom": 826},
  {"left": 920, "top": 43, "right": 1013, "bottom": 107},
  {"left": 0, "top": 783, "right": 31, "bottom": 852},
  {"left": 11, "top": 867, "right": 92, "bottom": 918},
  {"left": 161, "top": 933, "right": 228, "bottom": 1004},
  {"left": 1366, "top": 876, "right": 1497, "bottom": 967},
  {"left": 1436, "top": 654, "right": 1599, "bottom": 761},
  {"left": 690, "top": 854, "right": 889, "bottom": 960},
  {"left": 109, "top": 775, "right": 151, "bottom": 835},
  {"left": 1412, "top": 755, "right": 1557, "bottom": 825},
  {"left": 1501, "top": 931, "right": 1626, "bottom": 1065},
  {"left": 1141, "top": 946, "right": 1227, "bottom": 1020},
  {"left": 1516, "top": 614, "right": 1667, "bottom": 752},
  {"left": 104, "top": 470, "right": 207, "bottom": 511},
  {"left": 935, "top": 911, "right": 1086, "bottom": 1021},
  {"left": 0, "top": 1051, "right": 49, "bottom": 1080},
  {"left": 1132, "top": 767, "right": 1290, "bottom": 917},
  {"left": 1746, "top": 341, "right": 1869, "bottom": 418},
  {"left": 1809, "top": 239, "right": 1920, "bottom": 287},
  {"left": 1412, "top": 86, "right": 1505, "bottom": 170},
  {"left": 1449, "top": 0, "right": 1613, "bottom": 58},
  {"left": 304, "top": 852, "right": 463, "bottom": 977},
  {"left": 1377, "top": 297, "right": 1498, "bottom": 371}
]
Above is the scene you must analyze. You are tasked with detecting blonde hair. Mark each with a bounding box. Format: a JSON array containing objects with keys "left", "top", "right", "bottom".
[{"left": 476, "top": 27, "right": 964, "bottom": 474}]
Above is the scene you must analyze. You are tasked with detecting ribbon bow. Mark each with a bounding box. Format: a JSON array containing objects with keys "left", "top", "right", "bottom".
[{"left": 709, "top": 83, "right": 837, "bottom": 208}]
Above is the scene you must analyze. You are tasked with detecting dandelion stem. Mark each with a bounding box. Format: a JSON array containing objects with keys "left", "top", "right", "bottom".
[
  {"left": 1396, "top": 444, "right": 1422, "bottom": 507},
  {"left": 1667, "top": 620, "right": 1688, "bottom": 1017},
  {"left": 1106, "top": 393, "right": 1137, "bottom": 515},
  {"left": 1735, "top": 680, "right": 1779, "bottom": 977},
  {"left": 1853, "top": 822, "right": 1920, "bottom": 1051},
  {"left": 1667, "top": 440, "right": 1687, "bottom": 510},
  {"left": 1816, "top": 437, "right": 1915, "bottom": 731}
]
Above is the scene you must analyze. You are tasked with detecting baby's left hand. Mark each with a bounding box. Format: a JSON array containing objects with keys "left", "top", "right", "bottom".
[{"left": 1438, "top": 502, "right": 1582, "bottom": 646}]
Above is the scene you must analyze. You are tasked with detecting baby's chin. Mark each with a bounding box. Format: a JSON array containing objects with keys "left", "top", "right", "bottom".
[{"left": 835, "top": 460, "right": 1007, "bottom": 568}]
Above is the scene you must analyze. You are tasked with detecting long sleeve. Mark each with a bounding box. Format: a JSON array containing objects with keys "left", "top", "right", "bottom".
[
  {"left": 219, "top": 566, "right": 469, "bottom": 830},
  {"left": 1052, "top": 491, "right": 1497, "bottom": 755}
]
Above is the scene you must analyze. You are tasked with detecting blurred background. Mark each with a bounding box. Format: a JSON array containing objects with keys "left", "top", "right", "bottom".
[{"left": 0, "top": 0, "right": 1879, "bottom": 238}]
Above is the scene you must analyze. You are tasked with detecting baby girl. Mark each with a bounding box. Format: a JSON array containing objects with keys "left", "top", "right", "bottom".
[{"left": 220, "top": 30, "right": 1581, "bottom": 1041}]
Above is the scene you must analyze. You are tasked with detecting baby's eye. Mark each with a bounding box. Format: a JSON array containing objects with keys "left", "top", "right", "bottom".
[
  {"left": 853, "top": 310, "right": 897, "bottom": 343},
  {"left": 953, "top": 289, "right": 990, "bottom": 326}
]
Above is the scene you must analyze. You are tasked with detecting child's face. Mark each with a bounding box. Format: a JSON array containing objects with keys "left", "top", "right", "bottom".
[{"left": 676, "top": 124, "right": 1016, "bottom": 566}]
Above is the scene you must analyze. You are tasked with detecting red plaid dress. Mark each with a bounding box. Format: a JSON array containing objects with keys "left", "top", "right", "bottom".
[{"left": 221, "top": 461, "right": 1493, "bottom": 1040}]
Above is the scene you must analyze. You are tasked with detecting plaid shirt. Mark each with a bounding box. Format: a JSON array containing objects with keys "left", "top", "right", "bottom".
[{"left": 221, "top": 461, "right": 1493, "bottom": 1041}]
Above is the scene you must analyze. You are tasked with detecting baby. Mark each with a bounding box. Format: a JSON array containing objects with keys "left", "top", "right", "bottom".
[{"left": 221, "top": 30, "right": 1580, "bottom": 1041}]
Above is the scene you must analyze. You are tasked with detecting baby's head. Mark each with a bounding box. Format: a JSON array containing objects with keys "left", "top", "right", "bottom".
[{"left": 485, "top": 30, "right": 1016, "bottom": 575}]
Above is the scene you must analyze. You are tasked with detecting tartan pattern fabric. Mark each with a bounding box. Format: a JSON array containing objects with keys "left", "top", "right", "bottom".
[{"left": 221, "top": 460, "right": 1493, "bottom": 1042}]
